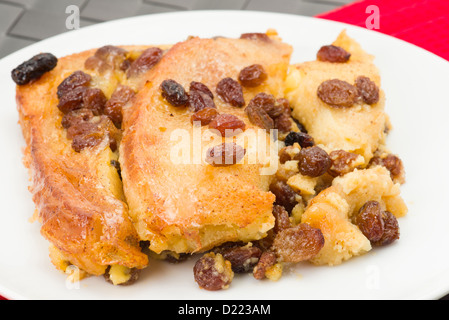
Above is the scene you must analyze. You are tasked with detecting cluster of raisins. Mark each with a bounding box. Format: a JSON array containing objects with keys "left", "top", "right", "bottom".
[
  {"left": 317, "top": 75, "right": 380, "bottom": 108},
  {"left": 245, "top": 93, "right": 293, "bottom": 133},
  {"left": 353, "top": 201, "right": 400, "bottom": 246},
  {"left": 57, "top": 70, "right": 134, "bottom": 152},
  {"left": 84, "top": 45, "right": 163, "bottom": 78}
]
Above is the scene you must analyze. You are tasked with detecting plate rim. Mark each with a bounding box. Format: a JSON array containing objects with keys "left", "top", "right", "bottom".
[{"left": 1, "top": 10, "right": 448, "bottom": 300}]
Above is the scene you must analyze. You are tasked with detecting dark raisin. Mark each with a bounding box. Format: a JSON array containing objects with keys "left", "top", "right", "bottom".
[
  {"left": 221, "top": 245, "right": 262, "bottom": 273},
  {"left": 269, "top": 180, "right": 298, "bottom": 214},
  {"left": 284, "top": 131, "right": 315, "bottom": 148},
  {"left": 353, "top": 201, "right": 385, "bottom": 243},
  {"left": 160, "top": 79, "right": 189, "bottom": 107},
  {"left": 71, "top": 131, "right": 104, "bottom": 152},
  {"left": 61, "top": 108, "right": 94, "bottom": 129},
  {"left": 163, "top": 252, "right": 190, "bottom": 264},
  {"left": 369, "top": 154, "right": 405, "bottom": 183},
  {"left": 317, "top": 45, "right": 351, "bottom": 63},
  {"left": 245, "top": 101, "right": 274, "bottom": 131},
  {"left": 190, "top": 81, "right": 214, "bottom": 99},
  {"left": 82, "top": 88, "right": 107, "bottom": 115},
  {"left": 355, "top": 76, "right": 379, "bottom": 105},
  {"left": 193, "top": 253, "right": 233, "bottom": 291},
  {"left": 317, "top": 79, "right": 358, "bottom": 108},
  {"left": 95, "top": 45, "right": 127, "bottom": 64},
  {"left": 216, "top": 77, "right": 245, "bottom": 107},
  {"left": 57, "top": 86, "right": 87, "bottom": 114},
  {"left": 328, "top": 149, "right": 361, "bottom": 177},
  {"left": 373, "top": 211, "right": 400, "bottom": 246},
  {"left": 297, "top": 146, "right": 331, "bottom": 177},
  {"left": 238, "top": 64, "right": 268, "bottom": 87},
  {"left": 126, "top": 47, "right": 163, "bottom": 78},
  {"left": 69, "top": 116, "right": 118, "bottom": 152},
  {"left": 271, "top": 223, "right": 325, "bottom": 262},
  {"left": 110, "top": 159, "right": 122, "bottom": 180},
  {"left": 104, "top": 85, "right": 135, "bottom": 128},
  {"left": 272, "top": 205, "right": 291, "bottom": 233},
  {"left": 188, "top": 89, "right": 216, "bottom": 112},
  {"left": 208, "top": 113, "right": 246, "bottom": 137},
  {"left": 291, "top": 117, "right": 308, "bottom": 133},
  {"left": 253, "top": 251, "right": 277, "bottom": 280},
  {"left": 12, "top": 53, "right": 58, "bottom": 85},
  {"left": 240, "top": 33, "right": 271, "bottom": 42},
  {"left": 274, "top": 113, "right": 292, "bottom": 133},
  {"left": 191, "top": 107, "right": 219, "bottom": 126},
  {"left": 205, "top": 142, "right": 246, "bottom": 167},
  {"left": 84, "top": 56, "right": 111, "bottom": 73},
  {"left": 57, "top": 70, "right": 91, "bottom": 99},
  {"left": 248, "top": 93, "right": 275, "bottom": 115}
]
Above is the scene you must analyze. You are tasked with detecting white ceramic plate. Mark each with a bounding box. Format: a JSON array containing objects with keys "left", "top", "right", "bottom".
[{"left": 0, "top": 10, "right": 448, "bottom": 300}]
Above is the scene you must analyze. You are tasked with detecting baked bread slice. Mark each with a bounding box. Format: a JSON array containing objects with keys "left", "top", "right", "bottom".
[
  {"left": 120, "top": 34, "right": 293, "bottom": 254},
  {"left": 16, "top": 45, "right": 167, "bottom": 280}
]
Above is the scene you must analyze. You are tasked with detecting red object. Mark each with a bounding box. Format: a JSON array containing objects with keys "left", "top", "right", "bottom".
[{"left": 316, "top": 0, "right": 449, "bottom": 61}]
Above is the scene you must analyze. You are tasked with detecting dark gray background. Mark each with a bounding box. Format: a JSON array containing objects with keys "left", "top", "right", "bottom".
[{"left": 0, "top": 0, "right": 354, "bottom": 58}]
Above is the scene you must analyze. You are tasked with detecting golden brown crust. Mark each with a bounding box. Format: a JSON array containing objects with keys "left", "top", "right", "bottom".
[
  {"left": 120, "top": 36, "right": 293, "bottom": 254},
  {"left": 16, "top": 46, "right": 151, "bottom": 275}
]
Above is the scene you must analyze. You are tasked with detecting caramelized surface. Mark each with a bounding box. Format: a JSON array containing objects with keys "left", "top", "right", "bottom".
[{"left": 120, "top": 36, "right": 293, "bottom": 253}]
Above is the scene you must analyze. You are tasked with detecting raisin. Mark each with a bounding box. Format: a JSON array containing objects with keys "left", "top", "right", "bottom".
[
  {"left": 291, "top": 117, "right": 308, "bottom": 133},
  {"left": 82, "top": 88, "right": 107, "bottom": 115},
  {"left": 190, "top": 81, "right": 214, "bottom": 99},
  {"left": 253, "top": 251, "right": 277, "bottom": 280},
  {"left": 216, "top": 77, "right": 245, "bottom": 107},
  {"left": 317, "top": 45, "right": 351, "bottom": 63},
  {"left": 269, "top": 180, "right": 298, "bottom": 214},
  {"left": 221, "top": 245, "right": 262, "bottom": 273},
  {"left": 193, "top": 252, "right": 234, "bottom": 291},
  {"left": 297, "top": 146, "right": 332, "bottom": 177},
  {"left": 353, "top": 201, "right": 385, "bottom": 243},
  {"left": 61, "top": 108, "right": 94, "bottom": 129},
  {"left": 188, "top": 89, "right": 216, "bottom": 112},
  {"left": 110, "top": 159, "right": 122, "bottom": 180},
  {"left": 191, "top": 107, "right": 219, "bottom": 126},
  {"left": 95, "top": 45, "right": 127, "bottom": 65},
  {"left": 104, "top": 85, "right": 135, "bottom": 128},
  {"left": 208, "top": 113, "right": 246, "bottom": 137},
  {"left": 317, "top": 79, "right": 358, "bottom": 108},
  {"left": 284, "top": 131, "right": 314, "bottom": 148},
  {"left": 355, "top": 76, "right": 379, "bottom": 105},
  {"left": 245, "top": 101, "right": 274, "bottom": 131},
  {"left": 84, "top": 56, "right": 111, "bottom": 73},
  {"left": 328, "top": 149, "right": 361, "bottom": 177},
  {"left": 274, "top": 113, "right": 292, "bottom": 133},
  {"left": 57, "top": 86, "right": 87, "bottom": 114},
  {"left": 370, "top": 154, "right": 405, "bottom": 183},
  {"left": 248, "top": 93, "right": 275, "bottom": 116},
  {"left": 57, "top": 70, "right": 91, "bottom": 99},
  {"left": 205, "top": 142, "right": 246, "bottom": 167},
  {"left": 127, "top": 47, "right": 163, "bottom": 78},
  {"left": 271, "top": 223, "right": 325, "bottom": 262},
  {"left": 71, "top": 131, "right": 104, "bottom": 152},
  {"left": 240, "top": 33, "right": 271, "bottom": 42},
  {"left": 160, "top": 79, "right": 189, "bottom": 107},
  {"left": 274, "top": 98, "right": 291, "bottom": 117},
  {"left": 12, "top": 53, "right": 58, "bottom": 85},
  {"left": 272, "top": 205, "right": 291, "bottom": 233},
  {"left": 238, "top": 64, "right": 268, "bottom": 87},
  {"left": 69, "top": 116, "right": 118, "bottom": 152},
  {"left": 373, "top": 211, "right": 400, "bottom": 246}
]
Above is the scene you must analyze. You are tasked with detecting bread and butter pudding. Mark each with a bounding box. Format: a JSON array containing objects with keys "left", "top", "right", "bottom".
[{"left": 12, "top": 30, "right": 406, "bottom": 289}]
